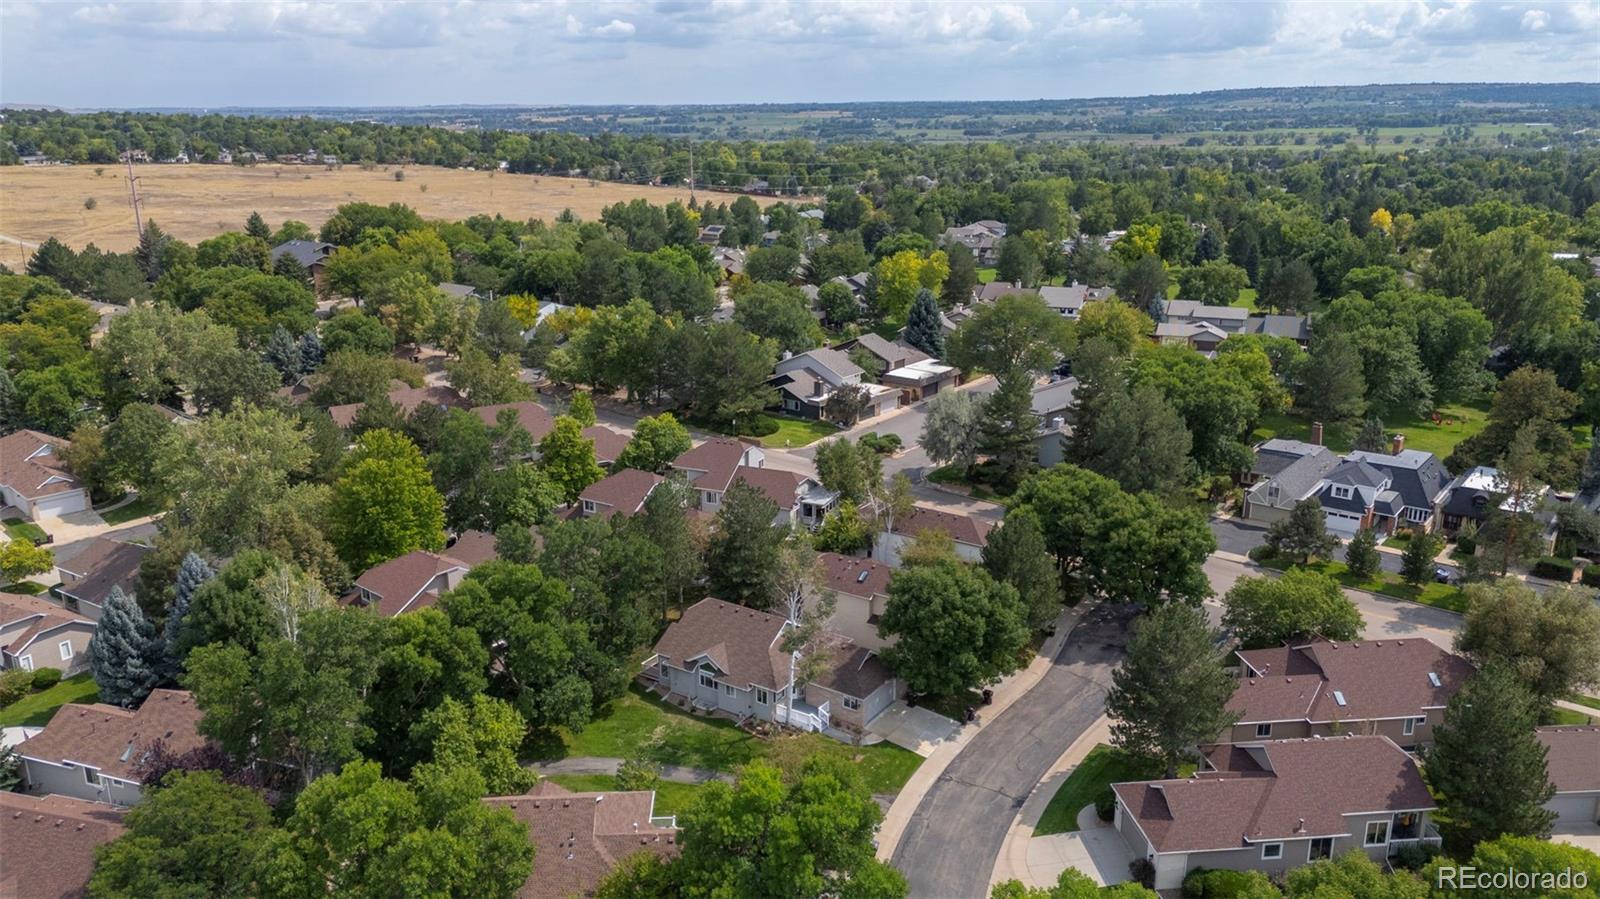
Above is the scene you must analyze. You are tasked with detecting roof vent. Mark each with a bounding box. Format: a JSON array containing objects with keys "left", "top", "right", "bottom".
[
  {"left": 1332, "top": 690, "right": 1347, "bottom": 707},
  {"left": 1428, "top": 672, "right": 1442, "bottom": 688}
]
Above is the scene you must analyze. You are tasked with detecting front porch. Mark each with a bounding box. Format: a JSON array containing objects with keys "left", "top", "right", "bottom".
[{"left": 1385, "top": 812, "right": 1442, "bottom": 857}]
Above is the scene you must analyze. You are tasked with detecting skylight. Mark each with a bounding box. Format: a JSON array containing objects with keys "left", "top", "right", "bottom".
[
  {"left": 857, "top": 570, "right": 870, "bottom": 584},
  {"left": 1332, "top": 691, "right": 1347, "bottom": 707},
  {"left": 1427, "top": 672, "right": 1441, "bottom": 688}
]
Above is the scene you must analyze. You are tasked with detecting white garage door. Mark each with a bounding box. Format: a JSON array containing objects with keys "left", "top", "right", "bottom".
[
  {"left": 32, "top": 490, "right": 88, "bottom": 518},
  {"left": 1548, "top": 794, "right": 1599, "bottom": 825}
]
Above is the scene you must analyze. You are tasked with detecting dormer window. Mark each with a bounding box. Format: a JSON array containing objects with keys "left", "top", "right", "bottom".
[{"left": 1331, "top": 485, "right": 1353, "bottom": 500}]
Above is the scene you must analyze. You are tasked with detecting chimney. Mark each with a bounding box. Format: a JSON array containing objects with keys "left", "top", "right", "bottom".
[
  {"left": 1310, "top": 421, "right": 1323, "bottom": 446},
  {"left": 812, "top": 379, "right": 826, "bottom": 398},
  {"left": 1391, "top": 433, "right": 1405, "bottom": 455}
]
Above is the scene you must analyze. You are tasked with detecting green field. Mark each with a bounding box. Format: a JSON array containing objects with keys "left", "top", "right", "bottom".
[
  {"left": 98, "top": 495, "right": 161, "bottom": 525},
  {"left": 759, "top": 416, "right": 839, "bottom": 448},
  {"left": 0, "top": 673, "right": 100, "bottom": 727},
  {"left": 541, "top": 774, "right": 707, "bottom": 816},
  {"left": 2, "top": 518, "right": 48, "bottom": 545}
]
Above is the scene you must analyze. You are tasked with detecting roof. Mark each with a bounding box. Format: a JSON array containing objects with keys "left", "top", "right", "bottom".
[
  {"left": 1114, "top": 735, "right": 1434, "bottom": 853},
  {"left": 1230, "top": 637, "right": 1472, "bottom": 725},
  {"left": 1248, "top": 444, "right": 1341, "bottom": 510},
  {"left": 579, "top": 469, "right": 662, "bottom": 517},
  {"left": 778, "top": 348, "right": 863, "bottom": 385},
  {"left": 1535, "top": 727, "right": 1600, "bottom": 794},
  {"left": 583, "top": 426, "right": 630, "bottom": 466},
  {"left": 0, "top": 429, "right": 83, "bottom": 501},
  {"left": 328, "top": 384, "right": 467, "bottom": 428},
  {"left": 1165, "top": 300, "right": 1249, "bottom": 323},
  {"left": 0, "top": 792, "right": 126, "bottom": 899},
  {"left": 1345, "top": 449, "right": 1452, "bottom": 512},
  {"left": 472, "top": 401, "right": 555, "bottom": 443},
  {"left": 0, "top": 592, "right": 94, "bottom": 655},
  {"left": 653, "top": 598, "right": 790, "bottom": 691},
  {"left": 1251, "top": 439, "right": 1326, "bottom": 479},
  {"left": 974, "top": 282, "right": 1032, "bottom": 303},
  {"left": 1031, "top": 377, "right": 1079, "bottom": 418},
  {"left": 816, "top": 552, "right": 891, "bottom": 600},
  {"left": 270, "top": 240, "right": 333, "bottom": 267},
  {"left": 843, "top": 334, "right": 929, "bottom": 369},
  {"left": 55, "top": 538, "right": 151, "bottom": 608},
  {"left": 1246, "top": 315, "right": 1312, "bottom": 341},
  {"left": 810, "top": 636, "right": 895, "bottom": 699},
  {"left": 729, "top": 466, "right": 814, "bottom": 512},
  {"left": 18, "top": 689, "right": 205, "bottom": 783},
  {"left": 437, "top": 282, "right": 479, "bottom": 298},
  {"left": 894, "top": 505, "right": 993, "bottom": 547},
  {"left": 350, "top": 550, "right": 469, "bottom": 617},
  {"left": 671, "top": 439, "right": 754, "bottom": 493},
  {"left": 484, "top": 782, "right": 677, "bottom": 899},
  {"left": 883, "top": 359, "right": 957, "bottom": 385},
  {"left": 1036, "top": 284, "right": 1094, "bottom": 313},
  {"left": 444, "top": 530, "right": 498, "bottom": 567}
]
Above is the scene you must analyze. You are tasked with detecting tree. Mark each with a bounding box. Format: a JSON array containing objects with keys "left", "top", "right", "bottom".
[
  {"left": 996, "top": 235, "right": 1042, "bottom": 287},
  {"left": 1344, "top": 528, "right": 1380, "bottom": 580},
  {"left": 1068, "top": 383, "right": 1193, "bottom": 495},
  {"left": 410, "top": 694, "right": 533, "bottom": 795},
  {"left": 706, "top": 481, "right": 786, "bottom": 609},
  {"left": 1581, "top": 427, "right": 1600, "bottom": 494},
  {"left": 1115, "top": 254, "right": 1167, "bottom": 319},
  {"left": 1399, "top": 531, "right": 1443, "bottom": 586},
  {"left": 1107, "top": 602, "right": 1238, "bottom": 777},
  {"left": 1455, "top": 580, "right": 1600, "bottom": 709},
  {"left": 1285, "top": 851, "right": 1425, "bottom": 898},
  {"left": 1221, "top": 570, "right": 1362, "bottom": 649},
  {"left": 1260, "top": 257, "right": 1318, "bottom": 314},
  {"left": 616, "top": 412, "right": 691, "bottom": 473},
  {"left": 1176, "top": 259, "right": 1249, "bottom": 306},
  {"left": 88, "top": 770, "right": 274, "bottom": 899},
  {"left": 1297, "top": 333, "right": 1366, "bottom": 423},
  {"left": 244, "top": 211, "right": 271, "bottom": 241},
  {"left": 0, "top": 538, "right": 53, "bottom": 585},
  {"left": 813, "top": 437, "right": 880, "bottom": 504},
  {"left": 812, "top": 500, "right": 872, "bottom": 554},
  {"left": 1449, "top": 365, "right": 1582, "bottom": 487},
  {"left": 1074, "top": 301, "right": 1152, "bottom": 357},
  {"left": 946, "top": 292, "right": 1073, "bottom": 379},
  {"left": 872, "top": 249, "right": 949, "bottom": 321},
  {"left": 158, "top": 551, "right": 214, "bottom": 679},
  {"left": 329, "top": 428, "right": 445, "bottom": 570},
  {"left": 89, "top": 587, "right": 160, "bottom": 707},
  {"left": 942, "top": 242, "right": 978, "bottom": 307},
  {"left": 733, "top": 283, "right": 823, "bottom": 354},
  {"left": 903, "top": 288, "right": 945, "bottom": 357},
  {"left": 567, "top": 390, "right": 597, "bottom": 426},
  {"left": 633, "top": 478, "right": 704, "bottom": 622},
  {"left": 920, "top": 388, "right": 984, "bottom": 474},
  {"left": 1353, "top": 417, "right": 1387, "bottom": 453},
  {"left": 445, "top": 347, "right": 533, "bottom": 405},
  {"left": 1479, "top": 425, "right": 1550, "bottom": 575},
  {"left": 1424, "top": 836, "right": 1600, "bottom": 898},
  {"left": 979, "top": 372, "right": 1040, "bottom": 491},
  {"left": 880, "top": 559, "right": 1028, "bottom": 697},
  {"left": 981, "top": 508, "right": 1061, "bottom": 631},
  {"left": 1265, "top": 499, "right": 1338, "bottom": 564},
  {"left": 816, "top": 280, "right": 859, "bottom": 327},
  {"left": 745, "top": 244, "right": 802, "bottom": 283},
  {"left": 1424, "top": 664, "right": 1555, "bottom": 853},
  {"left": 537, "top": 416, "right": 604, "bottom": 504}
]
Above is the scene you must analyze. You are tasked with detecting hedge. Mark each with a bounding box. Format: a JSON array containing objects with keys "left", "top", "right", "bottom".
[
  {"left": 1182, "top": 868, "right": 1272, "bottom": 898},
  {"left": 1532, "top": 557, "right": 1575, "bottom": 581},
  {"left": 29, "top": 667, "right": 62, "bottom": 691},
  {"left": 1583, "top": 566, "right": 1600, "bottom": 589}
]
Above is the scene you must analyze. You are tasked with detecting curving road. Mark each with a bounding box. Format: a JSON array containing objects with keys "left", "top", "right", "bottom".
[{"left": 890, "top": 603, "right": 1137, "bottom": 898}]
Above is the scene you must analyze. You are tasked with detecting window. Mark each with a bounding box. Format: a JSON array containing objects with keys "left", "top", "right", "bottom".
[
  {"left": 843, "top": 697, "right": 861, "bottom": 710},
  {"left": 83, "top": 766, "right": 99, "bottom": 786},
  {"left": 17, "top": 656, "right": 32, "bottom": 671},
  {"left": 1405, "top": 507, "right": 1429, "bottom": 523},
  {"left": 1255, "top": 723, "right": 1273, "bottom": 738},
  {"left": 1364, "top": 821, "right": 1389, "bottom": 846},
  {"left": 1331, "top": 484, "right": 1353, "bottom": 500},
  {"left": 699, "top": 673, "right": 715, "bottom": 689},
  {"left": 581, "top": 500, "right": 596, "bottom": 514},
  {"left": 1332, "top": 690, "right": 1348, "bottom": 707},
  {"left": 1308, "top": 837, "right": 1333, "bottom": 861},
  {"left": 1403, "top": 717, "right": 1416, "bottom": 736},
  {"left": 723, "top": 684, "right": 735, "bottom": 697},
  {"left": 58, "top": 641, "right": 73, "bottom": 660},
  {"left": 1261, "top": 843, "right": 1283, "bottom": 860},
  {"left": 703, "top": 491, "right": 721, "bottom": 505},
  {"left": 755, "top": 688, "right": 770, "bottom": 705}
]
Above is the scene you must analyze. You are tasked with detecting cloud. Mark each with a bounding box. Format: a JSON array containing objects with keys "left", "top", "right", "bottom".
[{"left": 591, "top": 18, "right": 636, "bottom": 38}]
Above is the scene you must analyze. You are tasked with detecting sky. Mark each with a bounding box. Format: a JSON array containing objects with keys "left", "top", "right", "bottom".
[{"left": 2, "top": 1, "right": 1597, "bottom": 109}]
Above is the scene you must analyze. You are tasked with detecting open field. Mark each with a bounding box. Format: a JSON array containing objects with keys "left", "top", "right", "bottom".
[{"left": 0, "top": 163, "right": 756, "bottom": 269}]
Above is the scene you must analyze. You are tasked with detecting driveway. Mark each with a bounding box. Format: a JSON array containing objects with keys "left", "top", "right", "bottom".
[
  {"left": 890, "top": 603, "right": 1137, "bottom": 899},
  {"left": 1023, "top": 805, "right": 1133, "bottom": 888},
  {"left": 1554, "top": 822, "right": 1600, "bottom": 852},
  {"left": 865, "top": 703, "right": 962, "bottom": 757}
]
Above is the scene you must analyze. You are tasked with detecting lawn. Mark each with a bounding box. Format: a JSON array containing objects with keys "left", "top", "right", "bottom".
[
  {"left": 927, "top": 464, "right": 1000, "bottom": 500},
  {"left": 1549, "top": 707, "right": 1598, "bottom": 726},
  {"left": 2, "top": 518, "right": 48, "bottom": 545},
  {"left": 1566, "top": 693, "right": 1600, "bottom": 712},
  {"left": 98, "top": 495, "right": 161, "bottom": 525},
  {"left": 759, "top": 416, "right": 840, "bottom": 449},
  {"left": 541, "top": 774, "right": 707, "bottom": 817},
  {"left": 1252, "top": 401, "right": 1491, "bottom": 461},
  {"left": 1260, "top": 556, "right": 1467, "bottom": 613},
  {"left": 539, "top": 684, "right": 925, "bottom": 795},
  {"left": 1034, "top": 745, "right": 1184, "bottom": 837},
  {"left": 0, "top": 673, "right": 100, "bottom": 727}
]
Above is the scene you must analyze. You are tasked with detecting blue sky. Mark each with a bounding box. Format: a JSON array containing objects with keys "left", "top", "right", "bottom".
[{"left": 2, "top": 1, "right": 1596, "bottom": 108}]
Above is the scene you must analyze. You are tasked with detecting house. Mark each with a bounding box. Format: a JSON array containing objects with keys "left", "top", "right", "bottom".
[
  {"left": 1154, "top": 320, "right": 1231, "bottom": 354},
  {"left": 1163, "top": 300, "right": 1250, "bottom": 333},
  {"left": 1241, "top": 437, "right": 1451, "bottom": 538},
  {"left": 941, "top": 221, "right": 1007, "bottom": 266},
  {"left": 346, "top": 549, "right": 477, "bottom": 617},
  {"left": 728, "top": 467, "right": 838, "bottom": 529},
  {"left": 1226, "top": 637, "right": 1472, "bottom": 749},
  {"left": 834, "top": 333, "right": 928, "bottom": 377},
  {"left": 697, "top": 224, "right": 726, "bottom": 245},
  {"left": 711, "top": 246, "right": 746, "bottom": 280},
  {"left": 645, "top": 598, "right": 902, "bottom": 736},
  {"left": 443, "top": 530, "right": 498, "bottom": 566},
  {"left": 270, "top": 240, "right": 335, "bottom": 293},
  {"left": 1113, "top": 735, "right": 1439, "bottom": 890},
  {"left": 1245, "top": 315, "right": 1313, "bottom": 346},
  {"left": 974, "top": 281, "right": 1031, "bottom": 304},
  {"left": 1038, "top": 284, "right": 1109, "bottom": 319},
  {"left": 484, "top": 781, "right": 677, "bottom": 899},
  {"left": 813, "top": 552, "right": 892, "bottom": 650},
  {"left": 0, "top": 593, "right": 96, "bottom": 674},
  {"left": 772, "top": 349, "right": 899, "bottom": 423},
  {"left": 575, "top": 469, "right": 662, "bottom": 519},
  {"left": 327, "top": 383, "right": 467, "bottom": 428},
  {"left": 0, "top": 430, "right": 89, "bottom": 520},
  {"left": 1438, "top": 465, "right": 1556, "bottom": 549},
  {"left": 473, "top": 400, "right": 555, "bottom": 444},
  {"left": 1031, "top": 377, "right": 1079, "bottom": 467},
  {"left": 1536, "top": 726, "right": 1600, "bottom": 831},
  {"left": 1160, "top": 302, "right": 1311, "bottom": 350},
  {"left": 1241, "top": 440, "right": 1342, "bottom": 524},
  {"left": 83, "top": 300, "right": 131, "bottom": 346},
  {"left": 881, "top": 359, "right": 961, "bottom": 403},
  {"left": 0, "top": 792, "right": 126, "bottom": 899},
  {"left": 18, "top": 689, "right": 205, "bottom": 806},
  {"left": 437, "top": 282, "right": 482, "bottom": 300},
  {"left": 517, "top": 300, "right": 573, "bottom": 340},
  {"left": 671, "top": 439, "right": 766, "bottom": 512},
  {"left": 54, "top": 538, "right": 152, "bottom": 622},
  {"left": 798, "top": 209, "right": 825, "bottom": 222},
  {"left": 873, "top": 505, "right": 993, "bottom": 567},
  {"left": 584, "top": 425, "right": 630, "bottom": 468}
]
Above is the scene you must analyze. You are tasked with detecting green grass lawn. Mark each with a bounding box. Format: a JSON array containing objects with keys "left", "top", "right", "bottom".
[
  {"left": 759, "top": 416, "right": 840, "bottom": 449},
  {"left": 0, "top": 581, "right": 46, "bottom": 594},
  {"left": 2, "top": 518, "right": 48, "bottom": 545},
  {"left": 1034, "top": 745, "right": 1181, "bottom": 837},
  {"left": 1549, "top": 707, "right": 1598, "bottom": 726},
  {"left": 1566, "top": 693, "right": 1600, "bottom": 712},
  {"left": 927, "top": 464, "right": 1000, "bottom": 500},
  {"left": 1260, "top": 556, "right": 1467, "bottom": 613},
  {"left": 1252, "top": 401, "right": 1491, "bottom": 461},
  {"left": 542, "top": 774, "right": 707, "bottom": 816},
  {"left": 0, "top": 673, "right": 100, "bottom": 727},
  {"left": 98, "top": 495, "right": 161, "bottom": 525},
  {"left": 977, "top": 267, "right": 998, "bottom": 283}
]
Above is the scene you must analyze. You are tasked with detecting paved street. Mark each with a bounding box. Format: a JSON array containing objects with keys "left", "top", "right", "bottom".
[{"left": 891, "top": 603, "right": 1137, "bottom": 899}]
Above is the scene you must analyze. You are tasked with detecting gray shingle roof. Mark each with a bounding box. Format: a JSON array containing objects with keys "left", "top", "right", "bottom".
[
  {"left": 1347, "top": 449, "right": 1451, "bottom": 512},
  {"left": 270, "top": 240, "right": 334, "bottom": 267}
]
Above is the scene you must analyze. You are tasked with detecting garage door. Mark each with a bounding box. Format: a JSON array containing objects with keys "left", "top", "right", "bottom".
[
  {"left": 1548, "top": 794, "right": 1599, "bottom": 825},
  {"left": 32, "top": 490, "right": 87, "bottom": 518}
]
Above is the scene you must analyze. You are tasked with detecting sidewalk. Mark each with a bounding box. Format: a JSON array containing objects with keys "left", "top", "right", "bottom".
[
  {"left": 990, "top": 715, "right": 1116, "bottom": 888},
  {"left": 874, "top": 600, "right": 1098, "bottom": 862}
]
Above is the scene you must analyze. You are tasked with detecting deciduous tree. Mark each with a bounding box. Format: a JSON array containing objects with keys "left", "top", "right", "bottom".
[
  {"left": 981, "top": 508, "right": 1061, "bottom": 630},
  {"left": 329, "top": 428, "right": 445, "bottom": 569},
  {"left": 1222, "top": 570, "right": 1362, "bottom": 649},
  {"left": 881, "top": 559, "right": 1028, "bottom": 697},
  {"left": 616, "top": 412, "right": 691, "bottom": 473},
  {"left": 537, "top": 416, "right": 604, "bottom": 504},
  {"left": 1265, "top": 499, "right": 1338, "bottom": 564},
  {"left": 1455, "top": 580, "right": 1600, "bottom": 709}
]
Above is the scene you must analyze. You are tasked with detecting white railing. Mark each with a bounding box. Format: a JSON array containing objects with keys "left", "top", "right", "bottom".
[{"left": 775, "top": 701, "right": 832, "bottom": 732}]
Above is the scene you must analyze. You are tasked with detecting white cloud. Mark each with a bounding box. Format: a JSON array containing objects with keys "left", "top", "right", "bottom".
[{"left": 592, "top": 18, "right": 637, "bottom": 38}]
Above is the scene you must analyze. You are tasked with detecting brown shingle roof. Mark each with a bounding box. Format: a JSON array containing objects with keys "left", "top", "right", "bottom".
[
  {"left": 1, "top": 591, "right": 94, "bottom": 654},
  {"left": 894, "top": 505, "right": 993, "bottom": 547},
  {"left": 1536, "top": 726, "right": 1600, "bottom": 794},
  {"left": 1229, "top": 637, "right": 1472, "bottom": 725},
  {"left": 484, "top": 782, "right": 677, "bottom": 899},
  {"left": 0, "top": 792, "right": 125, "bottom": 899},
  {"left": 671, "top": 439, "right": 753, "bottom": 493},
  {"left": 1114, "top": 735, "right": 1434, "bottom": 853},
  {"left": 810, "top": 637, "right": 895, "bottom": 700},
  {"left": 473, "top": 401, "right": 555, "bottom": 443},
  {"left": 328, "top": 384, "right": 466, "bottom": 428},
  {"left": 583, "top": 425, "right": 630, "bottom": 466},
  {"left": 348, "top": 550, "right": 469, "bottom": 617},
  {"left": 0, "top": 430, "right": 83, "bottom": 501},
  {"left": 18, "top": 689, "right": 205, "bottom": 783},
  {"left": 55, "top": 538, "right": 151, "bottom": 609},
  {"left": 816, "top": 553, "right": 891, "bottom": 600},
  {"left": 730, "top": 467, "right": 808, "bottom": 511},
  {"left": 653, "top": 598, "right": 790, "bottom": 691},
  {"left": 579, "top": 469, "right": 662, "bottom": 518},
  {"left": 444, "top": 530, "right": 498, "bottom": 567}
]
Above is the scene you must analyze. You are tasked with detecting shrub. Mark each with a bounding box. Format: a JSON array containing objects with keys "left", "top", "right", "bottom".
[
  {"left": 1094, "top": 786, "right": 1116, "bottom": 822},
  {"left": 1246, "top": 544, "right": 1277, "bottom": 563},
  {"left": 0, "top": 668, "right": 32, "bottom": 705},
  {"left": 1583, "top": 566, "right": 1600, "bottom": 589},
  {"left": 1182, "top": 868, "right": 1275, "bottom": 898},
  {"left": 858, "top": 432, "right": 903, "bottom": 455},
  {"left": 1532, "top": 556, "right": 1575, "bottom": 580},
  {"left": 1391, "top": 841, "right": 1441, "bottom": 871},
  {"left": 737, "top": 415, "right": 779, "bottom": 438},
  {"left": 1128, "top": 857, "right": 1155, "bottom": 889},
  {"left": 29, "top": 667, "right": 62, "bottom": 691}
]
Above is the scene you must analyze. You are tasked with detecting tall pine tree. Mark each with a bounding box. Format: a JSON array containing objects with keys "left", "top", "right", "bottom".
[
  {"left": 903, "top": 288, "right": 945, "bottom": 357},
  {"left": 705, "top": 481, "right": 784, "bottom": 610},
  {"left": 244, "top": 211, "right": 271, "bottom": 241},
  {"left": 264, "top": 326, "right": 303, "bottom": 385},
  {"left": 90, "top": 587, "right": 160, "bottom": 707},
  {"left": 981, "top": 508, "right": 1061, "bottom": 630},
  {"left": 159, "top": 552, "right": 215, "bottom": 679},
  {"left": 1107, "top": 602, "right": 1238, "bottom": 777}
]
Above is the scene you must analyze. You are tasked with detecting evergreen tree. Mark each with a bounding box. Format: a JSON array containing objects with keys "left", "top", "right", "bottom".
[
  {"left": 263, "top": 325, "right": 302, "bottom": 385},
  {"left": 163, "top": 552, "right": 215, "bottom": 664},
  {"left": 1582, "top": 426, "right": 1600, "bottom": 494},
  {"left": 1344, "top": 527, "right": 1380, "bottom": 580},
  {"left": 0, "top": 370, "right": 16, "bottom": 435},
  {"left": 273, "top": 253, "right": 311, "bottom": 289},
  {"left": 942, "top": 243, "right": 978, "bottom": 307},
  {"left": 979, "top": 372, "right": 1040, "bottom": 491},
  {"left": 981, "top": 507, "right": 1061, "bottom": 630},
  {"left": 297, "top": 330, "right": 325, "bottom": 374},
  {"left": 1425, "top": 664, "right": 1556, "bottom": 853},
  {"left": 903, "top": 288, "right": 945, "bottom": 357},
  {"left": 1399, "top": 531, "right": 1443, "bottom": 585},
  {"left": 1298, "top": 333, "right": 1366, "bottom": 423},
  {"left": 706, "top": 481, "right": 785, "bottom": 610},
  {"left": 1107, "top": 603, "right": 1238, "bottom": 777},
  {"left": 244, "top": 211, "right": 271, "bottom": 241},
  {"left": 134, "top": 220, "right": 171, "bottom": 282},
  {"left": 1353, "top": 417, "right": 1387, "bottom": 453},
  {"left": 1264, "top": 499, "right": 1338, "bottom": 564},
  {"left": 90, "top": 587, "right": 160, "bottom": 707}
]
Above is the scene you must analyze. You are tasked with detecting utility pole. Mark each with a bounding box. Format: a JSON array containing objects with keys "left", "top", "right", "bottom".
[
  {"left": 687, "top": 138, "right": 696, "bottom": 206},
  {"left": 124, "top": 153, "right": 144, "bottom": 238}
]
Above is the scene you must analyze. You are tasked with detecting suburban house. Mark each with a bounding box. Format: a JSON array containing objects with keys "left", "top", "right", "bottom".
[
  {"left": 1036, "top": 283, "right": 1110, "bottom": 319},
  {"left": 345, "top": 547, "right": 483, "bottom": 617},
  {"left": 269, "top": 240, "right": 335, "bottom": 293},
  {"left": 671, "top": 439, "right": 766, "bottom": 512},
  {"left": 0, "top": 791, "right": 126, "bottom": 899},
  {"left": 941, "top": 220, "right": 1006, "bottom": 265},
  {"left": 1032, "top": 377, "right": 1079, "bottom": 467},
  {"left": 484, "top": 781, "right": 677, "bottom": 899},
  {"left": 1163, "top": 300, "right": 1249, "bottom": 333},
  {"left": 834, "top": 334, "right": 961, "bottom": 401},
  {"left": 517, "top": 300, "right": 574, "bottom": 341},
  {"left": 328, "top": 383, "right": 468, "bottom": 428},
  {"left": 18, "top": 689, "right": 206, "bottom": 806},
  {"left": 54, "top": 538, "right": 152, "bottom": 622},
  {"left": 1154, "top": 319, "right": 1231, "bottom": 354},
  {"left": 0, "top": 429, "right": 89, "bottom": 520},
  {"left": 729, "top": 467, "right": 838, "bottom": 529},
  {"left": 1536, "top": 726, "right": 1600, "bottom": 831},
  {"left": 645, "top": 598, "right": 902, "bottom": 737},
  {"left": 1113, "top": 735, "right": 1440, "bottom": 891},
  {"left": 575, "top": 468, "right": 662, "bottom": 519},
  {"left": 1438, "top": 465, "right": 1557, "bottom": 552},
  {"left": 1226, "top": 637, "right": 1472, "bottom": 749},
  {"left": 437, "top": 282, "right": 482, "bottom": 300},
  {"left": 835, "top": 333, "right": 926, "bottom": 378},
  {"left": 873, "top": 505, "right": 994, "bottom": 567},
  {"left": 712, "top": 247, "right": 745, "bottom": 281},
  {"left": 1241, "top": 437, "right": 1452, "bottom": 538},
  {"left": 813, "top": 552, "right": 892, "bottom": 650},
  {"left": 1160, "top": 302, "right": 1313, "bottom": 349},
  {"left": 584, "top": 425, "right": 631, "bottom": 468},
  {"left": 443, "top": 530, "right": 498, "bottom": 567},
  {"left": 1, "top": 592, "right": 96, "bottom": 674},
  {"left": 697, "top": 225, "right": 725, "bottom": 245},
  {"left": 771, "top": 348, "right": 899, "bottom": 422},
  {"left": 473, "top": 400, "right": 555, "bottom": 444},
  {"left": 1241, "top": 439, "right": 1342, "bottom": 523}
]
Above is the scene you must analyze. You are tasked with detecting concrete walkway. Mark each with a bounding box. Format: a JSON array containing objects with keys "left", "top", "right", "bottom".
[
  {"left": 990, "top": 716, "right": 1120, "bottom": 888},
  {"left": 528, "top": 756, "right": 735, "bottom": 785}
]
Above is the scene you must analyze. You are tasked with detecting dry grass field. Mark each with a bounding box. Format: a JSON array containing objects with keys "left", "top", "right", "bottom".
[{"left": 0, "top": 163, "right": 746, "bottom": 269}]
